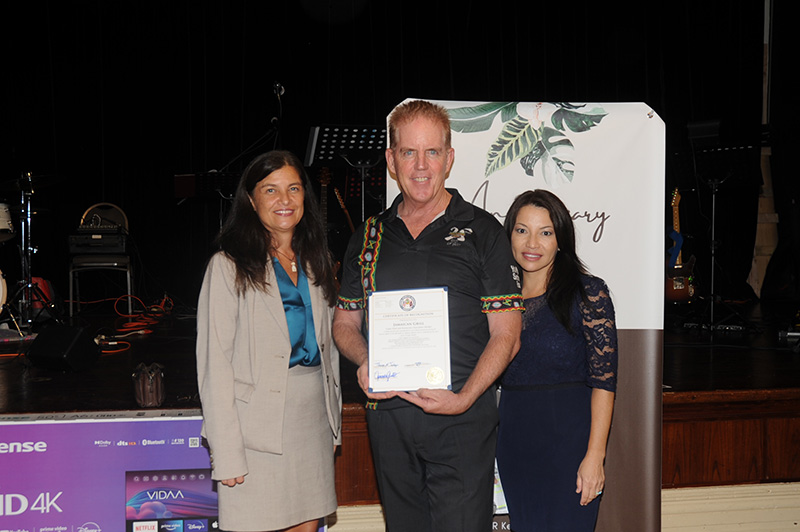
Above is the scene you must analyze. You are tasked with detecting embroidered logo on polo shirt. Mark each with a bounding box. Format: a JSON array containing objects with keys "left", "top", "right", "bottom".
[{"left": 445, "top": 226, "right": 473, "bottom": 245}]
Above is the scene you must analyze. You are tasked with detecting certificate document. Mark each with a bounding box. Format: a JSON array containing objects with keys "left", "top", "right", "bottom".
[{"left": 368, "top": 287, "right": 451, "bottom": 392}]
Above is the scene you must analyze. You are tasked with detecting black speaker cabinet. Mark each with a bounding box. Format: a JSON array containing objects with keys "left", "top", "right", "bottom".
[{"left": 27, "top": 324, "right": 100, "bottom": 371}]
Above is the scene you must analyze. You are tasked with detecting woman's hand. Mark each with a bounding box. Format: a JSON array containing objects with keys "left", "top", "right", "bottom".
[
  {"left": 220, "top": 476, "right": 245, "bottom": 487},
  {"left": 576, "top": 451, "right": 605, "bottom": 506}
]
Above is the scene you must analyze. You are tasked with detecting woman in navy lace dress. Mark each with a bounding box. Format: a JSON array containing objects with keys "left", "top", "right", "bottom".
[{"left": 496, "top": 190, "right": 617, "bottom": 531}]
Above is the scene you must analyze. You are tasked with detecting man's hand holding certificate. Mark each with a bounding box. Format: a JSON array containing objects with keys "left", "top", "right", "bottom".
[{"left": 368, "top": 287, "right": 451, "bottom": 393}]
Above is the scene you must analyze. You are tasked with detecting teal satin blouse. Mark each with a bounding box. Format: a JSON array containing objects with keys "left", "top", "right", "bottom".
[{"left": 272, "top": 257, "right": 321, "bottom": 367}]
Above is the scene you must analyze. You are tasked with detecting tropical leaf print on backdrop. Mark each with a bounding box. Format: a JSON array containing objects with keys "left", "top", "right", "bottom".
[{"left": 447, "top": 102, "right": 607, "bottom": 187}]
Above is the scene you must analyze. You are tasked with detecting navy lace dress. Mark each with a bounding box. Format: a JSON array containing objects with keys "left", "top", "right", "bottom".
[{"left": 496, "top": 275, "right": 617, "bottom": 532}]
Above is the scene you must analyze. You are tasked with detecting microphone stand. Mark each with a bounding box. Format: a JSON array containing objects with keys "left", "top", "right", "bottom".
[{"left": 187, "top": 82, "right": 285, "bottom": 229}]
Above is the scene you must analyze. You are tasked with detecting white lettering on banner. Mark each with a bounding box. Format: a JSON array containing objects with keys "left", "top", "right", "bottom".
[
  {"left": 30, "top": 492, "right": 63, "bottom": 513},
  {"left": 0, "top": 492, "right": 64, "bottom": 516},
  {"left": 132, "top": 521, "right": 158, "bottom": 532},
  {"left": 0, "top": 441, "right": 47, "bottom": 453},
  {"left": 77, "top": 524, "right": 102, "bottom": 532},
  {"left": 0, "top": 493, "right": 28, "bottom": 516}
]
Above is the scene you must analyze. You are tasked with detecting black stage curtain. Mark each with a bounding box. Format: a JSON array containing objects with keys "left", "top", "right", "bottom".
[
  {"left": 762, "top": 0, "right": 800, "bottom": 302},
  {"left": 3, "top": 0, "right": 768, "bottom": 306}
]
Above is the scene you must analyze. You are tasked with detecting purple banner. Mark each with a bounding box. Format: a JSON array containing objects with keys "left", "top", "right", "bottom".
[{"left": 0, "top": 416, "right": 216, "bottom": 532}]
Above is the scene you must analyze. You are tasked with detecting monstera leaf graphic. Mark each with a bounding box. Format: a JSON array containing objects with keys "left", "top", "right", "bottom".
[
  {"left": 449, "top": 102, "right": 518, "bottom": 133},
  {"left": 485, "top": 115, "right": 539, "bottom": 176},
  {"left": 448, "top": 101, "right": 606, "bottom": 185},
  {"left": 520, "top": 126, "right": 575, "bottom": 185},
  {"left": 551, "top": 105, "right": 607, "bottom": 133}
]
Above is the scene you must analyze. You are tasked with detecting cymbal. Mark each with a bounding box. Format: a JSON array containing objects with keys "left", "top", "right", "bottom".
[{"left": 0, "top": 174, "right": 65, "bottom": 192}]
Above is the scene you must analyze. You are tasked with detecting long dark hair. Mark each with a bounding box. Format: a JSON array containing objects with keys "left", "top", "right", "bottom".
[
  {"left": 504, "top": 189, "right": 589, "bottom": 333},
  {"left": 215, "top": 150, "right": 337, "bottom": 305}
]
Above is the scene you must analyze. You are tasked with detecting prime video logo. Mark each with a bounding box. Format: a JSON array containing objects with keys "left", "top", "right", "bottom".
[{"left": 0, "top": 441, "right": 47, "bottom": 454}]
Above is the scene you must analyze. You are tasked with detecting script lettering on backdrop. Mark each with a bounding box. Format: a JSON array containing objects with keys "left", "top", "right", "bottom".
[
  {"left": 571, "top": 210, "right": 611, "bottom": 243},
  {"left": 470, "top": 179, "right": 612, "bottom": 243}
]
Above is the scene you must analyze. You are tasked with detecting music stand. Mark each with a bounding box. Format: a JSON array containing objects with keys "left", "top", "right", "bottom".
[
  {"left": 687, "top": 121, "right": 759, "bottom": 338},
  {"left": 305, "top": 125, "right": 387, "bottom": 222}
]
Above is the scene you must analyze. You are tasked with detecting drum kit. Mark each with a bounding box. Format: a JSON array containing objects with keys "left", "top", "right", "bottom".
[{"left": 0, "top": 172, "right": 63, "bottom": 333}]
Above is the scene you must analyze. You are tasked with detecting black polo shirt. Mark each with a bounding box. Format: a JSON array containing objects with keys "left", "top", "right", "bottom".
[{"left": 337, "top": 188, "right": 523, "bottom": 394}]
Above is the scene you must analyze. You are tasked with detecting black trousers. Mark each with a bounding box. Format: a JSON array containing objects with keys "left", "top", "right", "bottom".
[{"left": 366, "top": 390, "right": 498, "bottom": 532}]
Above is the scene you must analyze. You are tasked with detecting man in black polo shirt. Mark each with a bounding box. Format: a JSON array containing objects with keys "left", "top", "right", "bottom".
[{"left": 333, "top": 99, "right": 523, "bottom": 532}]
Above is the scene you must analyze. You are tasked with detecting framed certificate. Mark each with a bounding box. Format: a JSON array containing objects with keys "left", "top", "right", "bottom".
[{"left": 367, "top": 287, "right": 451, "bottom": 392}]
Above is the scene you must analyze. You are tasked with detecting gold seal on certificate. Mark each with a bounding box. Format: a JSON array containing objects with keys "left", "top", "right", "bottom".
[
  {"left": 368, "top": 287, "right": 452, "bottom": 392},
  {"left": 426, "top": 367, "right": 445, "bottom": 385}
]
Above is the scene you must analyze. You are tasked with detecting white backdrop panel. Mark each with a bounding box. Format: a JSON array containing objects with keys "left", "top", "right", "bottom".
[{"left": 386, "top": 100, "right": 665, "bottom": 330}]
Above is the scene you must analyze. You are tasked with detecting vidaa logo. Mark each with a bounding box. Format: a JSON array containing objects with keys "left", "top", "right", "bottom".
[{"left": 147, "top": 489, "right": 184, "bottom": 501}]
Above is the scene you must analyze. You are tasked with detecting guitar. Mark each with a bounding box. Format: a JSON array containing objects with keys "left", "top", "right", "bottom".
[
  {"left": 318, "top": 167, "right": 332, "bottom": 229},
  {"left": 334, "top": 187, "right": 356, "bottom": 234},
  {"left": 666, "top": 188, "right": 696, "bottom": 302}
]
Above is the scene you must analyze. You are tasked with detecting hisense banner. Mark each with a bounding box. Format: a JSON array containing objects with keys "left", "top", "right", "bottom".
[{"left": 0, "top": 416, "right": 216, "bottom": 532}]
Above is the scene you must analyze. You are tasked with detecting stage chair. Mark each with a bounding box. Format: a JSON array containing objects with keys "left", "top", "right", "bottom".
[{"left": 68, "top": 203, "right": 133, "bottom": 317}]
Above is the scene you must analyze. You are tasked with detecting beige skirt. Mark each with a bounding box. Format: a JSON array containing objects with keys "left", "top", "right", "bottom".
[{"left": 218, "top": 364, "right": 336, "bottom": 531}]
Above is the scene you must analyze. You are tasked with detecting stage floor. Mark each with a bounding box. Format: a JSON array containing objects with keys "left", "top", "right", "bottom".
[
  {"left": 663, "top": 298, "right": 800, "bottom": 392},
  {"left": 1, "top": 298, "right": 799, "bottom": 416}
]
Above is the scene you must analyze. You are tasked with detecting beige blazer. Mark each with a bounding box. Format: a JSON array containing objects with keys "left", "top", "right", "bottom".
[{"left": 196, "top": 252, "right": 341, "bottom": 481}]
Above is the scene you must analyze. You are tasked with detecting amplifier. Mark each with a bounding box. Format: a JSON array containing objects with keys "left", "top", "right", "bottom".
[
  {"left": 76, "top": 223, "right": 122, "bottom": 233},
  {"left": 69, "top": 233, "right": 127, "bottom": 254}
]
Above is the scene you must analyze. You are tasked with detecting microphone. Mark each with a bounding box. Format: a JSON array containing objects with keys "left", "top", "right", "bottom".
[{"left": 273, "top": 81, "right": 285, "bottom": 96}]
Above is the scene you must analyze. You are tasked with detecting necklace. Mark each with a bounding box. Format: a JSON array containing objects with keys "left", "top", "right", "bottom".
[{"left": 274, "top": 249, "right": 297, "bottom": 273}]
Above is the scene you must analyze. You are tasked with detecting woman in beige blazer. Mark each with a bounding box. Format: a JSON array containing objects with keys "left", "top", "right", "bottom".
[{"left": 197, "top": 150, "right": 341, "bottom": 532}]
